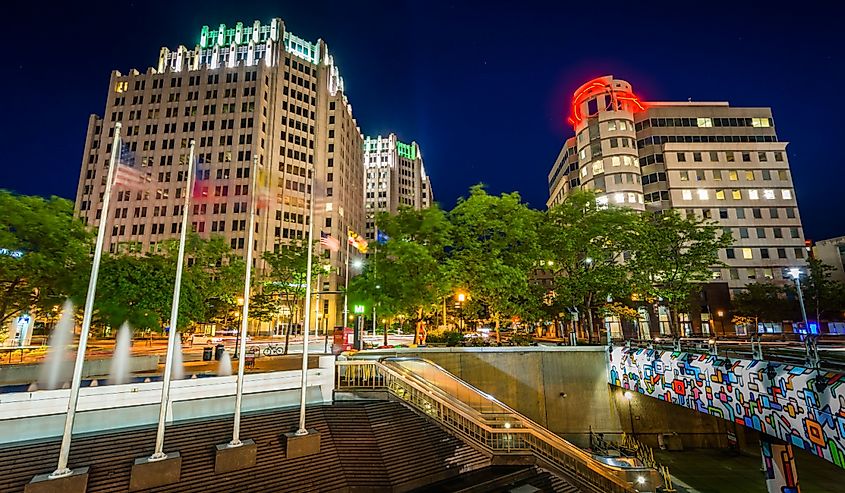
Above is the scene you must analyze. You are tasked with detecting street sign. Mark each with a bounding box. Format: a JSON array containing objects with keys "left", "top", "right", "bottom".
[{"left": 353, "top": 304, "right": 365, "bottom": 314}]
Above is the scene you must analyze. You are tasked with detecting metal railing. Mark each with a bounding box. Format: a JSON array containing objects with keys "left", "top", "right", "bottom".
[{"left": 336, "top": 358, "right": 637, "bottom": 493}]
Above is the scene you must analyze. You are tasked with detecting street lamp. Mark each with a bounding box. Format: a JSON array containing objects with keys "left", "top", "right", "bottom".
[
  {"left": 235, "top": 297, "right": 244, "bottom": 359},
  {"left": 624, "top": 391, "right": 635, "bottom": 436},
  {"left": 456, "top": 292, "right": 467, "bottom": 331},
  {"left": 789, "top": 268, "right": 818, "bottom": 367}
]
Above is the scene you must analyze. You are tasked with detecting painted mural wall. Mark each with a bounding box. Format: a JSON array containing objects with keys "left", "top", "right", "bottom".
[{"left": 608, "top": 347, "right": 845, "bottom": 469}]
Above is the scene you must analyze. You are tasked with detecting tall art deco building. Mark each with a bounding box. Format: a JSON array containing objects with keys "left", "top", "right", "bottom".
[{"left": 74, "top": 18, "right": 365, "bottom": 330}]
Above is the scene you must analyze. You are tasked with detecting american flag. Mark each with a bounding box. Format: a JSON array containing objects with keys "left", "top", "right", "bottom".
[
  {"left": 113, "top": 143, "right": 148, "bottom": 189},
  {"left": 320, "top": 232, "right": 340, "bottom": 252}
]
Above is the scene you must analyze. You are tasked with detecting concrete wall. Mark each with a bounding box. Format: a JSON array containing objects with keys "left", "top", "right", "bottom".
[
  {"left": 367, "top": 347, "right": 749, "bottom": 450},
  {"left": 0, "top": 355, "right": 335, "bottom": 445},
  {"left": 0, "top": 355, "right": 159, "bottom": 385}
]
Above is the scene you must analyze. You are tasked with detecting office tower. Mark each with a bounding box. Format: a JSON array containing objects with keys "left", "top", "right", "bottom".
[
  {"left": 74, "top": 18, "right": 365, "bottom": 330},
  {"left": 363, "top": 134, "right": 433, "bottom": 241}
]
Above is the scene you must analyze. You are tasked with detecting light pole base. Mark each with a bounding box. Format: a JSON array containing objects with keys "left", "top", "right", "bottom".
[
  {"left": 26, "top": 467, "right": 89, "bottom": 493},
  {"left": 214, "top": 439, "right": 257, "bottom": 474},
  {"left": 283, "top": 429, "right": 321, "bottom": 459},
  {"left": 129, "top": 451, "right": 181, "bottom": 491}
]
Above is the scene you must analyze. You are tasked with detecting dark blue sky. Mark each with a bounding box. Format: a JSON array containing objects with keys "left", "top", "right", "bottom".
[{"left": 2, "top": 1, "right": 843, "bottom": 238}]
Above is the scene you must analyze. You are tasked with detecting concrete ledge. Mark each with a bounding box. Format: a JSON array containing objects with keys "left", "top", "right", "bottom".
[
  {"left": 129, "top": 452, "right": 181, "bottom": 491},
  {"left": 25, "top": 468, "right": 89, "bottom": 493},
  {"left": 283, "top": 429, "right": 321, "bottom": 458},
  {"left": 214, "top": 439, "right": 257, "bottom": 474}
]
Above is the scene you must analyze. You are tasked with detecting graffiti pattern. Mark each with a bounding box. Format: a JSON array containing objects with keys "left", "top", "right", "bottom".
[
  {"left": 760, "top": 434, "right": 799, "bottom": 493},
  {"left": 608, "top": 347, "right": 845, "bottom": 469}
]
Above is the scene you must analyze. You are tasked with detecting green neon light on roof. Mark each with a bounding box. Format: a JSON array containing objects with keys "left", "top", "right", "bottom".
[{"left": 396, "top": 141, "right": 416, "bottom": 160}]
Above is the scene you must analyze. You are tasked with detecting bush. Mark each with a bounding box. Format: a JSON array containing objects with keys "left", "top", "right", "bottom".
[
  {"left": 509, "top": 333, "right": 534, "bottom": 346},
  {"left": 426, "top": 329, "right": 463, "bottom": 346}
]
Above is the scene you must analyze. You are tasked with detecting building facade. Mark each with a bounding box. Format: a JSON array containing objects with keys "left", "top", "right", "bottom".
[
  {"left": 812, "top": 236, "right": 845, "bottom": 283},
  {"left": 363, "top": 134, "right": 433, "bottom": 241},
  {"left": 74, "top": 18, "right": 365, "bottom": 330},
  {"left": 547, "top": 75, "right": 807, "bottom": 296}
]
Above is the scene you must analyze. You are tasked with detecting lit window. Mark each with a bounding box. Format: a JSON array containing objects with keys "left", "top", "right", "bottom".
[
  {"left": 596, "top": 195, "right": 609, "bottom": 207},
  {"left": 615, "top": 193, "right": 625, "bottom": 204},
  {"left": 680, "top": 171, "right": 689, "bottom": 181},
  {"left": 697, "top": 189, "right": 709, "bottom": 200},
  {"left": 729, "top": 171, "right": 738, "bottom": 181},
  {"left": 781, "top": 189, "right": 792, "bottom": 199},
  {"left": 749, "top": 190, "right": 759, "bottom": 200},
  {"left": 638, "top": 194, "right": 644, "bottom": 204},
  {"left": 752, "top": 117, "right": 771, "bottom": 128},
  {"left": 745, "top": 170, "right": 754, "bottom": 180},
  {"left": 732, "top": 189, "right": 742, "bottom": 200},
  {"left": 623, "top": 156, "right": 633, "bottom": 166},
  {"left": 742, "top": 248, "right": 753, "bottom": 259},
  {"left": 611, "top": 156, "right": 621, "bottom": 167},
  {"left": 608, "top": 120, "right": 617, "bottom": 131},
  {"left": 579, "top": 149, "right": 586, "bottom": 159},
  {"left": 763, "top": 189, "right": 775, "bottom": 200},
  {"left": 592, "top": 161, "right": 604, "bottom": 174},
  {"left": 682, "top": 190, "right": 693, "bottom": 200},
  {"left": 763, "top": 268, "right": 774, "bottom": 280},
  {"left": 696, "top": 117, "right": 713, "bottom": 127},
  {"left": 581, "top": 166, "right": 588, "bottom": 177},
  {"left": 715, "top": 190, "right": 725, "bottom": 200},
  {"left": 619, "top": 121, "right": 628, "bottom": 131},
  {"left": 628, "top": 193, "right": 637, "bottom": 203}
]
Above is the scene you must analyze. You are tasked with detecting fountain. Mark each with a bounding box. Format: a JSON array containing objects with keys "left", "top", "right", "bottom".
[
  {"left": 38, "top": 301, "right": 74, "bottom": 390},
  {"left": 109, "top": 323, "right": 132, "bottom": 385},
  {"left": 171, "top": 333, "right": 185, "bottom": 380},
  {"left": 217, "top": 350, "right": 232, "bottom": 376}
]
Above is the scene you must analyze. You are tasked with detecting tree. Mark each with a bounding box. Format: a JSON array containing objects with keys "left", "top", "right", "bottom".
[
  {"left": 0, "top": 191, "right": 91, "bottom": 327},
  {"left": 447, "top": 186, "right": 541, "bottom": 341},
  {"left": 732, "top": 282, "right": 797, "bottom": 323},
  {"left": 629, "top": 210, "right": 732, "bottom": 336},
  {"left": 543, "top": 190, "right": 639, "bottom": 343},
  {"left": 794, "top": 257, "right": 845, "bottom": 322},
  {"left": 181, "top": 234, "right": 246, "bottom": 325},
  {"left": 261, "top": 241, "right": 310, "bottom": 354},
  {"left": 351, "top": 206, "right": 452, "bottom": 344}
]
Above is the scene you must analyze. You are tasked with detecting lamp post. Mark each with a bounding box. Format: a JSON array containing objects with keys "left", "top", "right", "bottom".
[
  {"left": 234, "top": 296, "right": 244, "bottom": 359},
  {"left": 456, "top": 292, "right": 467, "bottom": 332},
  {"left": 789, "top": 267, "right": 818, "bottom": 367}
]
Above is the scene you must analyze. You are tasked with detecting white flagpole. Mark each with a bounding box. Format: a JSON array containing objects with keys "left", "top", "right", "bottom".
[
  {"left": 343, "top": 239, "right": 350, "bottom": 327},
  {"left": 149, "top": 140, "right": 196, "bottom": 460},
  {"left": 51, "top": 123, "right": 122, "bottom": 478},
  {"left": 230, "top": 155, "right": 259, "bottom": 446},
  {"left": 296, "top": 163, "right": 317, "bottom": 435}
]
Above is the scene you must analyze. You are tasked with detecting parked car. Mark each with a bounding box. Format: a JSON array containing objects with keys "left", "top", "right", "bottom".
[{"left": 191, "top": 333, "right": 224, "bottom": 345}]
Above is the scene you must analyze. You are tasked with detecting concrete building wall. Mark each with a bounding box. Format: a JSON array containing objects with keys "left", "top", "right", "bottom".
[{"left": 813, "top": 236, "right": 845, "bottom": 283}]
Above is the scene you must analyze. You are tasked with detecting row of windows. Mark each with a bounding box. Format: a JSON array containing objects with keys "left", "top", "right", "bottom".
[
  {"left": 637, "top": 134, "right": 777, "bottom": 148},
  {"left": 725, "top": 225, "right": 801, "bottom": 240},
  {"left": 725, "top": 246, "right": 803, "bottom": 261},
  {"left": 635, "top": 116, "right": 773, "bottom": 131},
  {"left": 715, "top": 263, "right": 803, "bottom": 282},
  {"left": 678, "top": 169, "right": 789, "bottom": 182},
  {"left": 679, "top": 188, "right": 793, "bottom": 201}
]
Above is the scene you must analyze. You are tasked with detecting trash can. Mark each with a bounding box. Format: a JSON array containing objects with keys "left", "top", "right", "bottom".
[
  {"left": 215, "top": 344, "right": 225, "bottom": 361},
  {"left": 202, "top": 346, "right": 213, "bottom": 361}
]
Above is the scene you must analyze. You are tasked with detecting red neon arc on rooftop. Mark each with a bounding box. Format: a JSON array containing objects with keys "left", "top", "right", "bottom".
[{"left": 567, "top": 76, "right": 645, "bottom": 128}]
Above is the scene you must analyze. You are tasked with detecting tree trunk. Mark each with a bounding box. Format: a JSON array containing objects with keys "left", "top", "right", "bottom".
[
  {"left": 283, "top": 313, "right": 293, "bottom": 354},
  {"left": 494, "top": 313, "right": 501, "bottom": 343}
]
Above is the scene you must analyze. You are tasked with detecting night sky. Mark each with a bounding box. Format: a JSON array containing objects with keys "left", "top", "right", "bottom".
[{"left": 3, "top": 1, "right": 844, "bottom": 239}]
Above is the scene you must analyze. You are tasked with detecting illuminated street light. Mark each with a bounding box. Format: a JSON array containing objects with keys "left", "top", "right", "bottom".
[
  {"left": 789, "top": 267, "right": 816, "bottom": 367},
  {"left": 457, "top": 293, "right": 466, "bottom": 302},
  {"left": 584, "top": 257, "right": 593, "bottom": 265},
  {"left": 237, "top": 297, "right": 245, "bottom": 306},
  {"left": 352, "top": 259, "right": 364, "bottom": 269}
]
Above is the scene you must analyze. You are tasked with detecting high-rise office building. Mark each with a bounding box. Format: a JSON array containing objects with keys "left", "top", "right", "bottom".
[
  {"left": 547, "top": 75, "right": 806, "bottom": 297},
  {"left": 363, "top": 134, "right": 433, "bottom": 241},
  {"left": 74, "top": 18, "right": 365, "bottom": 330}
]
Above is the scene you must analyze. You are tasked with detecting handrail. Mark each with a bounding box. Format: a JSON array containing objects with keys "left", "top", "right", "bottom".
[{"left": 336, "top": 359, "right": 637, "bottom": 493}]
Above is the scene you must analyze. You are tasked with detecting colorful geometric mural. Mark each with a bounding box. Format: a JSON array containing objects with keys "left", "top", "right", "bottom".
[{"left": 608, "top": 347, "right": 845, "bottom": 469}]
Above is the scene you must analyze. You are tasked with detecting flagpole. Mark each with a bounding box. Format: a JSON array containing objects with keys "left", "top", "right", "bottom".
[
  {"left": 296, "top": 163, "right": 316, "bottom": 435},
  {"left": 343, "top": 239, "right": 349, "bottom": 329},
  {"left": 229, "top": 155, "right": 259, "bottom": 446},
  {"left": 149, "top": 139, "right": 196, "bottom": 461},
  {"left": 50, "top": 123, "right": 122, "bottom": 478}
]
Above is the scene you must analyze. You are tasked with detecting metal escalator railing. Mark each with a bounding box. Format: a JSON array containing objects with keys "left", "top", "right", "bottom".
[{"left": 336, "top": 358, "right": 637, "bottom": 493}]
